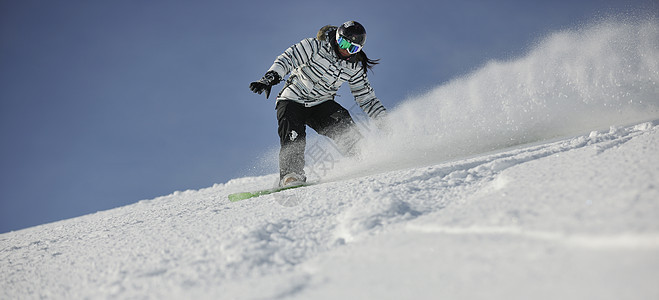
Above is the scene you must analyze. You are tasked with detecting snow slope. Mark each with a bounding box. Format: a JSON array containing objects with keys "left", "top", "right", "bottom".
[
  {"left": 2, "top": 17, "right": 659, "bottom": 299},
  {"left": 1, "top": 120, "right": 658, "bottom": 300}
]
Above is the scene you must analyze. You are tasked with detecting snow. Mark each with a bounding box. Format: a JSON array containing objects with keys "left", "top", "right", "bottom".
[
  {"left": 298, "top": 123, "right": 659, "bottom": 300},
  {"left": 2, "top": 18, "right": 659, "bottom": 300},
  {"left": 2, "top": 121, "right": 658, "bottom": 299}
]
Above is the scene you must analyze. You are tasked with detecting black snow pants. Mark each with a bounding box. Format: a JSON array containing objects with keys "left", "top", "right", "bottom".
[{"left": 276, "top": 100, "right": 360, "bottom": 180}]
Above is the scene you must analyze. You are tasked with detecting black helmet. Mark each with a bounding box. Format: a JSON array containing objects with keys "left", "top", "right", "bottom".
[{"left": 336, "top": 21, "right": 366, "bottom": 54}]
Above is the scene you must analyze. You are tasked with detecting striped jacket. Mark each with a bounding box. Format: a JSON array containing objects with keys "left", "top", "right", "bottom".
[{"left": 267, "top": 32, "right": 386, "bottom": 119}]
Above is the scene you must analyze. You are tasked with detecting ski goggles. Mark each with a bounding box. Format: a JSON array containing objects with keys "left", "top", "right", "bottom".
[{"left": 336, "top": 35, "right": 363, "bottom": 54}]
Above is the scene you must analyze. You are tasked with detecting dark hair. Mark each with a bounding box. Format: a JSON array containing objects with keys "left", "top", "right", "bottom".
[{"left": 357, "top": 51, "right": 380, "bottom": 74}]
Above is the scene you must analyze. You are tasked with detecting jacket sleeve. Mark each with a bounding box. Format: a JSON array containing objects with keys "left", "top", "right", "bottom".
[
  {"left": 349, "top": 70, "right": 387, "bottom": 119},
  {"left": 267, "top": 38, "right": 318, "bottom": 79}
]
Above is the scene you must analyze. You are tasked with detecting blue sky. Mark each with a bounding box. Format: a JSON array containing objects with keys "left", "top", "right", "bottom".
[{"left": 0, "top": 0, "right": 655, "bottom": 233}]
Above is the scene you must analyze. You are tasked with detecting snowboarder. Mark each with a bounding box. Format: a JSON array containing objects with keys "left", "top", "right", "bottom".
[{"left": 249, "top": 21, "right": 387, "bottom": 187}]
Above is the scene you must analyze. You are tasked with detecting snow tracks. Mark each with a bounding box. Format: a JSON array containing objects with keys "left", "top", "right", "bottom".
[{"left": 1, "top": 120, "right": 658, "bottom": 299}]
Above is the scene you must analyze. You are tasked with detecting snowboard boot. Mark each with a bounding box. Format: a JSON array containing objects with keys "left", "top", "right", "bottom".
[{"left": 279, "top": 173, "right": 306, "bottom": 187}]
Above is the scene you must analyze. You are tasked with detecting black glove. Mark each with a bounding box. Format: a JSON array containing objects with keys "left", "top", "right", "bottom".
[{"left": 249, "top": 70, "right": 281, "bottom": 99}]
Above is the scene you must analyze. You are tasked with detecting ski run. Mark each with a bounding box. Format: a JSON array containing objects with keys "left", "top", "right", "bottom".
[
  {"left": 2, "top": 18, "right": 659, "bottom": 299},
  {"left": 2, "top": 120, "right": 658, "bottom": 299}
]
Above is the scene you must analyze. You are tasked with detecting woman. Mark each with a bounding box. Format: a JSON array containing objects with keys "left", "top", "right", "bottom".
[{"left": 250, "top": 21, "right": 387, "bottom": 187}]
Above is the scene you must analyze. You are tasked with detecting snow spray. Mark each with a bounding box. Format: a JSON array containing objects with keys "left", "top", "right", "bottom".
[{"left": 348, "top": 16, "right": 659, "bottom": 175}]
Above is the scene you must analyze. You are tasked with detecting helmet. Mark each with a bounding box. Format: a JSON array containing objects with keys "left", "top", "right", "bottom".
[
  {"left": 337, "top": 21, "right": 366, "bottom": 45},
  {"left": 336, "top": 21, "right": 366, "bottom": 54}
]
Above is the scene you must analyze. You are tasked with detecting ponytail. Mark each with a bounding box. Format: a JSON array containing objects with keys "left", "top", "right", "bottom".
[{"left": 357, "top": 51, "right": 379, "bottom": 74}]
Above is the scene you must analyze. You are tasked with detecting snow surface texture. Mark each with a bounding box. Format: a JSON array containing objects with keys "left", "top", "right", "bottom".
[{"left": 2, "top": 18, "right": 659, "bottom": 300}]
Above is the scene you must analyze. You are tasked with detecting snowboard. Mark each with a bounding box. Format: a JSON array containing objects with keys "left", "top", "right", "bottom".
[{"left": 228, "top": 182, "right": 312, "bottom": 202}]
